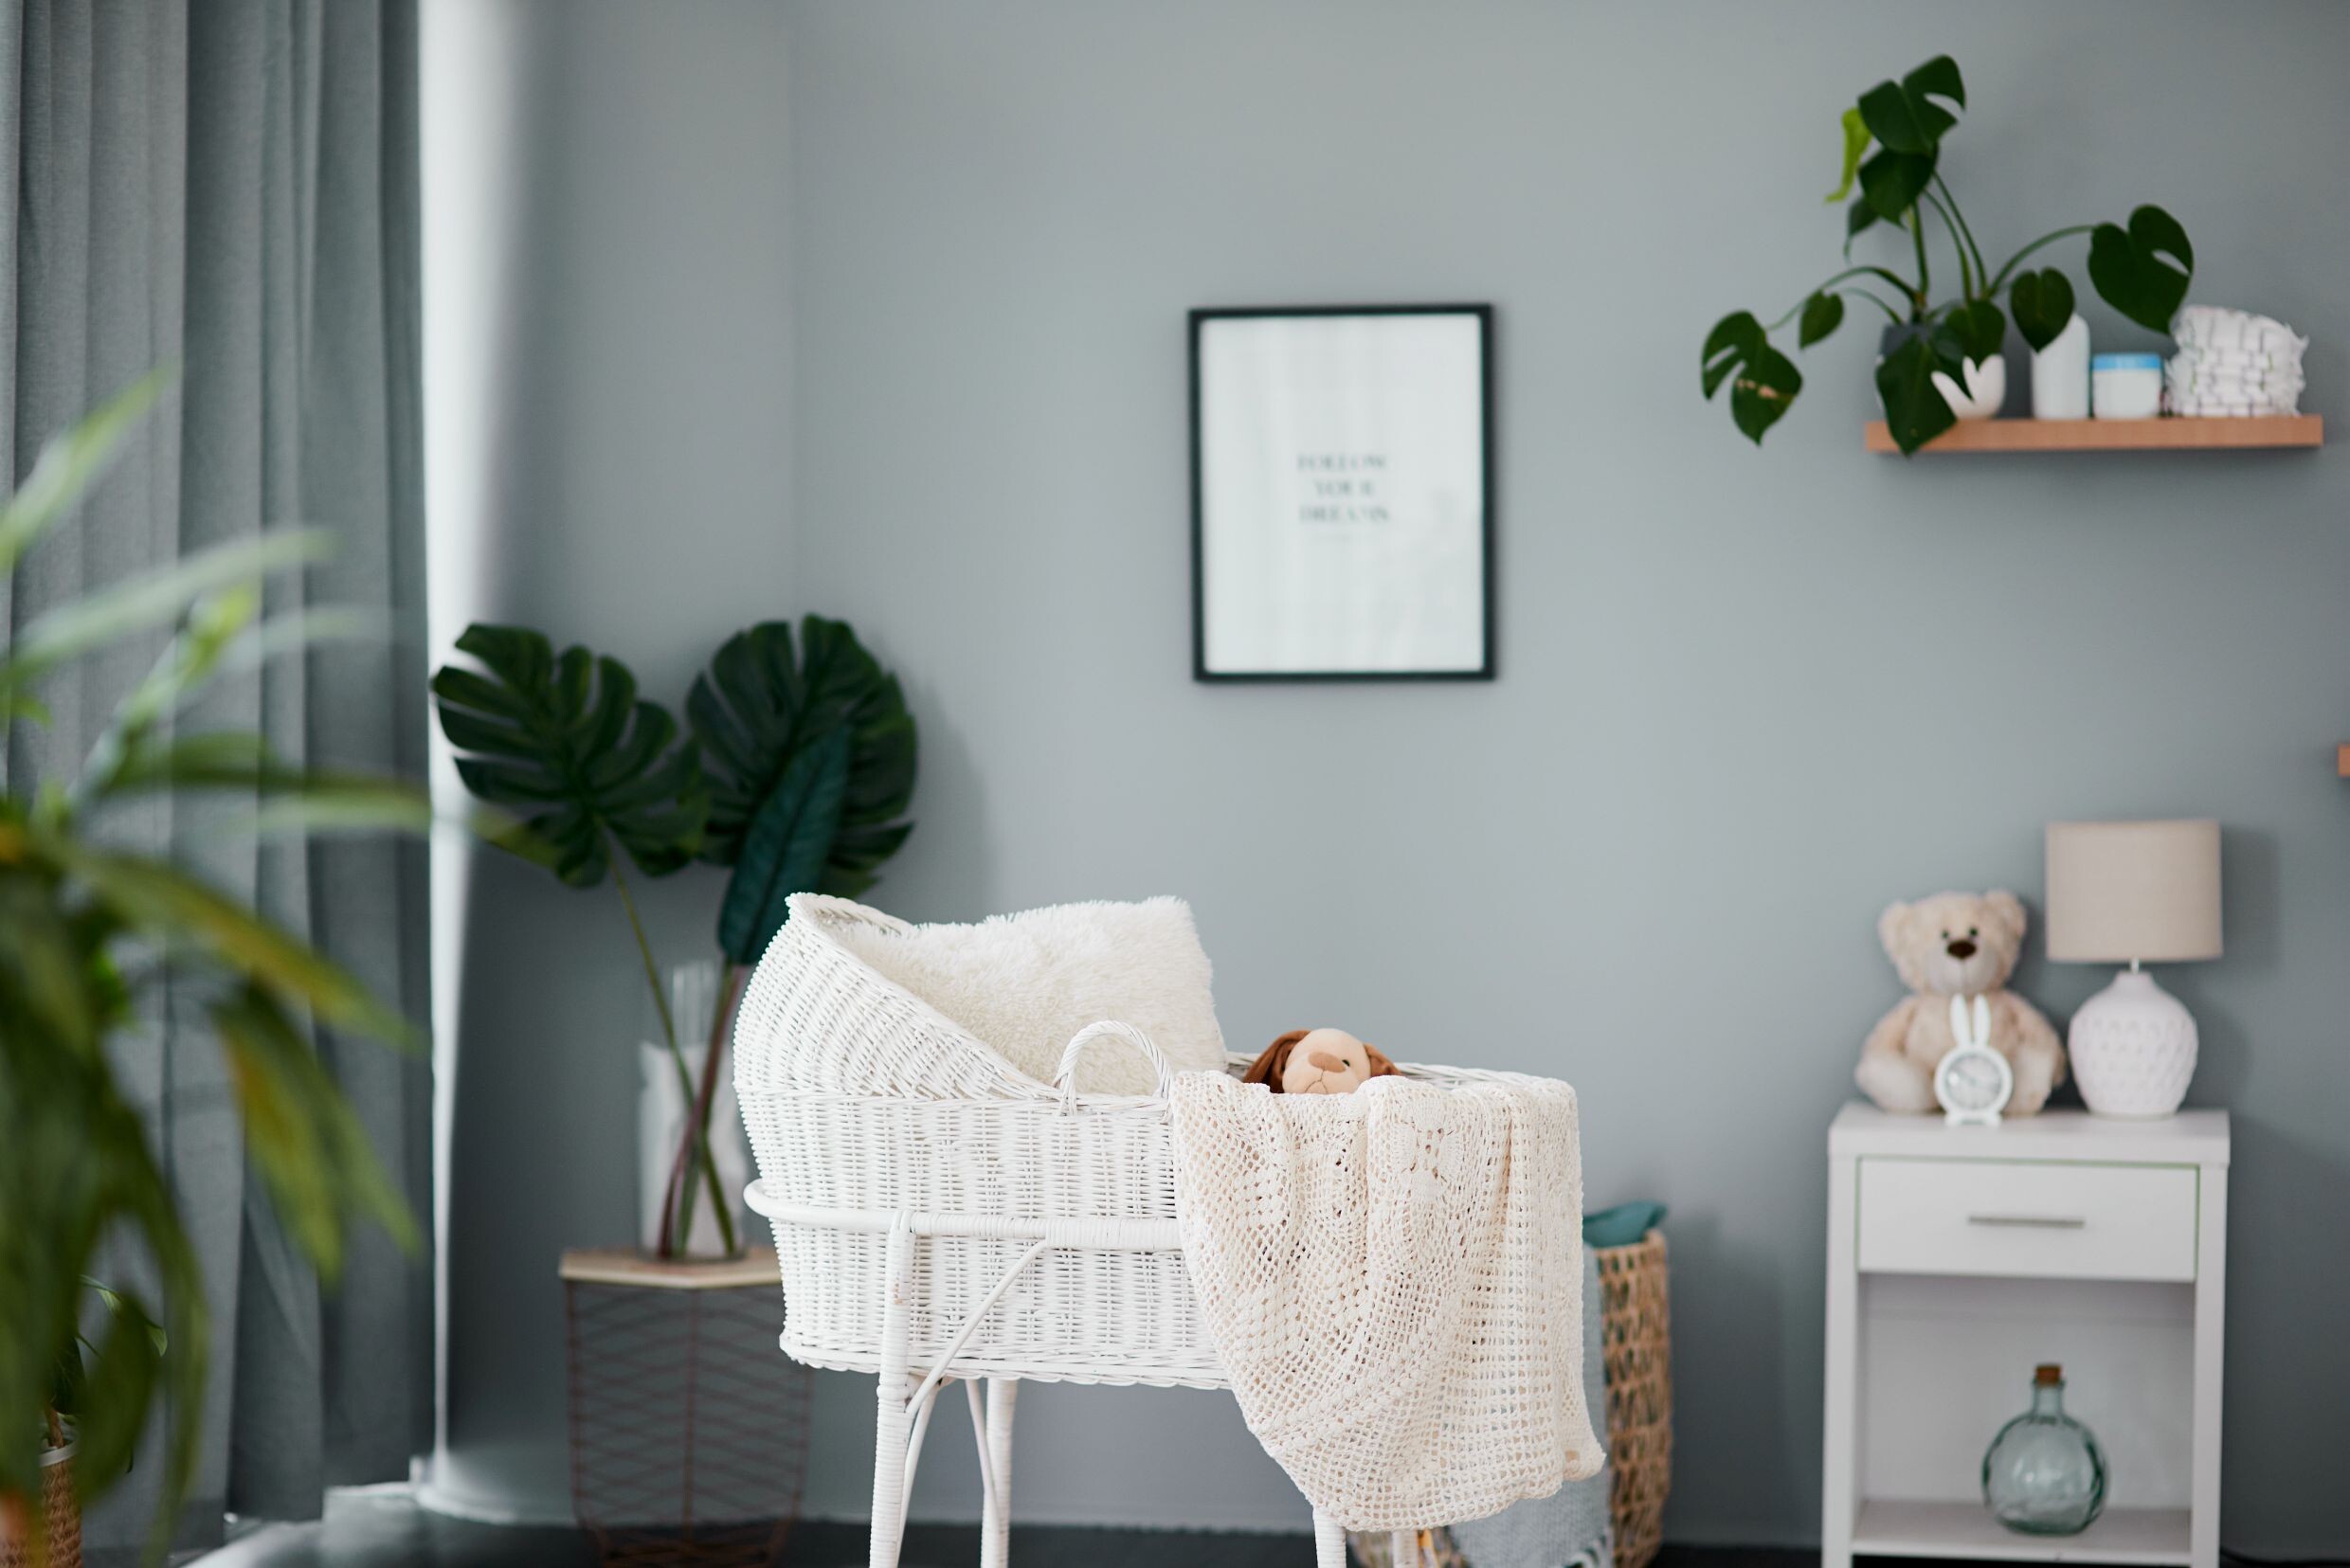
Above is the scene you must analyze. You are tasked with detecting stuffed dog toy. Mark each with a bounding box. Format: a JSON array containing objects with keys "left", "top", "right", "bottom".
[{"left": 1243, "top": 1028, "right": 1401, "bottom": 1095}]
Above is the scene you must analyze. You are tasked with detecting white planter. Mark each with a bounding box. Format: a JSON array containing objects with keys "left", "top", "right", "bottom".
[
  {"left": 1930, "top": 353, "right": 2006, "bottom": 421},
  {"left": 2031, "top": 314, "right": 2091, "bottom": 419}
]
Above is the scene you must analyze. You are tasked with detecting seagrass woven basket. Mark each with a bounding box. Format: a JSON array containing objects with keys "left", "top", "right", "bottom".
[
  {"left": 1595, "top": 1231, "right": 1672, "bottom": 1568},
  {"left": 0, "top": 1445, "right": 80, "bottom": 1568}
]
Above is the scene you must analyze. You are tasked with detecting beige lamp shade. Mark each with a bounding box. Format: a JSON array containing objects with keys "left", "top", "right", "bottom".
[{"left": 2044, "top": 819, "right": 2222, "bottom": 964}]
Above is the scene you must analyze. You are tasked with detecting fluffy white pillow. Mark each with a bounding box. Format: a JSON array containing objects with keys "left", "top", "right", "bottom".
[{"left": 827, "top": 897, "right": 1226, "bottom": 1095}]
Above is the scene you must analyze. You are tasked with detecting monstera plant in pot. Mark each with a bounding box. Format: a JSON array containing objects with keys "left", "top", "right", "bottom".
[
  {"left": 433, "top": 615, "right": 915, "bottom": 1260},
  {"left": 1702, "top": 55, "right": 2196, "bottom": 454}
]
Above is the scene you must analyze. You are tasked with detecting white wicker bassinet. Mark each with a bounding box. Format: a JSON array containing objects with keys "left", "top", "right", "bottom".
[{"left": 733, "top": 893, "right": 1529, "bottom": 1568}]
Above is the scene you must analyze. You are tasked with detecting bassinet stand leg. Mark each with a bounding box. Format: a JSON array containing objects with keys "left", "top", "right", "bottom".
[
  {"left": 868, "top": 1219, "right": 919, "bottom": 1568},
  {"left": 978, "top": 1379, "right": 1016, "bottom": 1568},
  {"left": 1311, "top": 1509, "right": 1346, "bottom": 1568}
]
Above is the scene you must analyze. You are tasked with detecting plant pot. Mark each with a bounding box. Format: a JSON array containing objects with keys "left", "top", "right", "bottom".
[
  {"left": 2030, "top": 314, "right": 2091, "bottom": 420},
  {"left": 1930, "top": 352, "right": 2007, "bottom": 421},
  {"left": 1, "top": 1441, "right": 81, "bottom": 1568},
  {"left": 1875, "top": 322, "right": 2007, "bottom": 442}
]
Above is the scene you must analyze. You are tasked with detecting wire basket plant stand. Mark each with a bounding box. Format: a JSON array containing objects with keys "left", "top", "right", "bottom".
[{"left": 562, "top": 1248, "right": 813, "bottom": 1567}]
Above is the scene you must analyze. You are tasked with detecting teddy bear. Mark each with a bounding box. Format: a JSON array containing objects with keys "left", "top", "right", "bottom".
[
  {"left": 1857, "top": 890, "right": 2066, "bottom": 1116},
  {"left": 1243, "top": 1028, "right": 1400, "bottom": 1095}
]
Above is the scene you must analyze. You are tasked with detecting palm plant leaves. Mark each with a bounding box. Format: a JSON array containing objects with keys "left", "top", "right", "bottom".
[
  {"left": 1, "top": 855, "right": 208, "bottom": 1563},
  {"left": 689, "top": 617, "right": 915, "bottom": 963},
  {"left": 210, "top": 982, "right": 418, "bottom": 1275},
  {"left": 431, "top": 625, "right": 707, "bottom": 887},
  {"left": 52, "top": 841, "right": 418, "bottom": 1048},
  {"left": 2, "top": 530, "right": 333, "bottom": 713},
  {"left": 60, "top": 1274, "right": 170, "bottom": 1489},
  {"left": 0, "top": 368, "right": 170, "bottom": 575},
  {"left": 2, "top": 378, "right": 428, "bottom": 1559}
]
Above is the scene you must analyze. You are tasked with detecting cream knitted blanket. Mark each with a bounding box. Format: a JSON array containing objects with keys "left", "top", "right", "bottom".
[{"left": 1168, "top": 1066, "right": 1603, "bottom": 1532}]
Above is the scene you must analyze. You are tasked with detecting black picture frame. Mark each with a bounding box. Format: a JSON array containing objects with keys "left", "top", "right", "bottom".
[{"left": 1189, "top": 303, "right": 1495, "bottom": 683}]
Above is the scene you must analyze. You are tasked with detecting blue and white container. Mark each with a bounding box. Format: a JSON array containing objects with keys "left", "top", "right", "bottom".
[{"left": 2091, "top": 353, "right": 2164, "bottom": 421}]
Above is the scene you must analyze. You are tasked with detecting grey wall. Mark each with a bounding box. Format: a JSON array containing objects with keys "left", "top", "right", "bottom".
[
  {"left": 782, "top": 1, "right": 2350, "bottom": 1551},
  {"left": 427, "top": 0, "right": 2350, "bottom": 1552},
  {"left": 419, "top": 0, "right": 795, "bottom": 1523}
]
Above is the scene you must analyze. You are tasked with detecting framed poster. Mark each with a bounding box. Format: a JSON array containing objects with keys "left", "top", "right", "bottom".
[{"left": 1189, "top": 304, "right": 1493, "bottom": 681}]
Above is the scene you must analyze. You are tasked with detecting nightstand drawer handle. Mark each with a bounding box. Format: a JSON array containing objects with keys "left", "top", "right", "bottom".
[{"left": 1967, "top": 1214, "right": 2088, "bottom": 1229}]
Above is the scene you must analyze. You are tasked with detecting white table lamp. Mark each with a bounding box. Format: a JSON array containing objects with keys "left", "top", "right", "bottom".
[{"left": 2044, "top": 820, "right": 2222, "bottom": 1118}]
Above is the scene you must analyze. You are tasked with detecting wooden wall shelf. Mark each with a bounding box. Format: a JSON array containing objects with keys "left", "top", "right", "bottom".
[{"left": 1865, "top": 415, "right": 2323, "bottom": 454}]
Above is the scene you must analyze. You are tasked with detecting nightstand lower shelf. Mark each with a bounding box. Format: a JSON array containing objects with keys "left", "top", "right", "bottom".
[{"left": 1854, "top": 1501, "right": 2191, "bottom": 1565}]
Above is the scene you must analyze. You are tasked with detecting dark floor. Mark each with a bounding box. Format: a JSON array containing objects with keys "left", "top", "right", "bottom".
[{"left": 190, "top": 1489, "right": 1817, "bottom": 1568}]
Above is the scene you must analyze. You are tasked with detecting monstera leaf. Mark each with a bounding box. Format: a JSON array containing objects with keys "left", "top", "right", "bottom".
[
  {"left": 715, "top": 727, "right": 851, "bottom": 965},
  {"left": 2088, "top": 205, "right": 2195, "bottom": 333},
  {"left": 2009, "top": 269, "right": 2078, "bottom": 351},
  {"left": 431, "top": 624, "right": 706, "bottom": 887},
  {"left": 1702, "top": 312, "right": 1804, "bottom": 445},
  {"left": 1946, "top": 297, "right": 2008, "bottom": 364},
  {"left": 1827, "top": 107, "right": 1871, "bottom": 204},
  {"left": 1876, "top": 329, "right": 1961, "bottom": 455},
  {"left": 689, "top": 616, "right": 916, "bottom": 964},
  {"left": 1844, "top": 197, "right": 1881, "bottom": 257},
  {"left": 1853, "top": 57, "right": 1965, "bottom": 222},
  {"left": 1799, "top": 292, "right": 1846, "bottom": 348},
  {"left": 1858, "top": 56, "right": 1964, "bottom": 154}
]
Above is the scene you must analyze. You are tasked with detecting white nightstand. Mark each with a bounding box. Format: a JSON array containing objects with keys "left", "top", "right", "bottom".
[{"left": 1824, "top": 1105, "right": 2229, "bottom": 1568}]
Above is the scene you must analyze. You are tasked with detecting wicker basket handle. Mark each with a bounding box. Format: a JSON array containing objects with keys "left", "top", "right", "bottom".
[{"left": 1053, "top": 1021, "right": 1173, "bottom": 1107}]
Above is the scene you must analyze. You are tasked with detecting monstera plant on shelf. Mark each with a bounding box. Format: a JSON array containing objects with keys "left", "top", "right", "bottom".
[
  {"left": 3, "top": 376, "right": 435, "bottom": 1564},
  {"left": 433, "top": 615, "right": 915, "bottom": 1260},
  {"left": 1702, "top": 55, "right": 2196, "bottom": 454}
]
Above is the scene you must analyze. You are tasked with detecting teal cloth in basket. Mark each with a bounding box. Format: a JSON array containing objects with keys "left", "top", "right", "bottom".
[{"left": 1582, "top": 1201, "right": 1668, "bottom": 1250}]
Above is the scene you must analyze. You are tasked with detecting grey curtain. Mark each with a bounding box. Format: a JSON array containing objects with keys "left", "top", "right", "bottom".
[{"left": 0, "top": 0, "right": 427, "bottom": 1556}]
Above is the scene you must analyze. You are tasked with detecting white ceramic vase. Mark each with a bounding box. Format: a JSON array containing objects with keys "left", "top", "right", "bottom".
[
  {"left": 1931, "top": 353, "right": 2007, "bottom": 421},
  {"left": 2067, "top": 967, "right": 2197, "bottom": 1119},
  {"left": 2031, "top": 314, "right": 2091, "bottom": 419}
]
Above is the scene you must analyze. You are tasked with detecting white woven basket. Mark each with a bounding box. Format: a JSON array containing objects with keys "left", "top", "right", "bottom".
[{"left": 734, "top": 894, "right": 1227, "bottom": 1388}]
